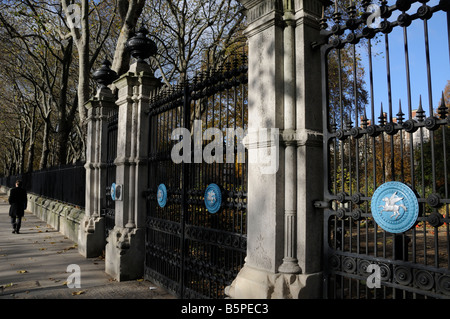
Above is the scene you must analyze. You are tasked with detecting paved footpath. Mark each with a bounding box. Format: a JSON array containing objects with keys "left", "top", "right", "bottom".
[{"left": 0, "top": 191, "right": 175, "bottom": 300}]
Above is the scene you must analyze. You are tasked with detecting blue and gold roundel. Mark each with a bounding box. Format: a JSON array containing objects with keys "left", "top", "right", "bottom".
[
  {"left": 111, "top": 183, "right": 116, "bottom": 200},
  {"left": 157, "top": 184, "right": 167, "bottom": 208},
  {"left": 371, "top": 181, "right": 419, "bottom": 233},
  {"left": 204, "top": 184, "right": 222, "bottom": 214}
]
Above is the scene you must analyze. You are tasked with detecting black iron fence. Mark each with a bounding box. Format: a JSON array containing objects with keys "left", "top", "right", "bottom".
[
  {"left": 0, "top": 162, "right": 86, "bottom": 208},
  {"left": 102, "top": 108, "right": 119, "bottom": 237},
  {"left": 145, "top": 52, "right": 248, "bottom": 299},
  {"left": 319, "top": 0, "right": 450, "bottom": 299}
]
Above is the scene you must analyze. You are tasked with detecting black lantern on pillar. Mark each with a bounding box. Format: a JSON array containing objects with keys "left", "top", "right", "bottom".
[
  {"left": 93, "top": 59, "right": 118, "bottom": 88},
  {"left": 126, "top": 26, "right": 157, "bottom": 64}
]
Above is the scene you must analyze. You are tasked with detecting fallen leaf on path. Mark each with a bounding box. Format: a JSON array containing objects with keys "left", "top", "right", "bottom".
[
  {"left": 17, "top": 270, "right": 27, "bottom": 274},
  {"left": 72, "top": 290, "right": 85, "bottom": 295}
]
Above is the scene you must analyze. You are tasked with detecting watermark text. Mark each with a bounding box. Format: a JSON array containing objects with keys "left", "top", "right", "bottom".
[
  {"left": 66, "top": 264, "right": 81, "bottom": 288},
  {"left": 366, "top": 263, "right": 381, "bottom": 288},
  {"left": 170, "top": 120, "right": 279, "bottom": 174},
  {"left": 366, "top": 4, "right": 382, "bottom": 29}
]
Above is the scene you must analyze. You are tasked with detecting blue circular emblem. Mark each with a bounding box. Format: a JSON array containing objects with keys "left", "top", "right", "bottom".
[
  {"left": 111, "top": 183, "right": 116, "bottom": 201},
  {"left": 157, "top": 184, "right": 167, "bottom": 208},
  {"left": 371, "top": 181, "right": 419, "bottom": 233},
  {"left": 204, "top": 184, "right": 222, "bottom": 214}
]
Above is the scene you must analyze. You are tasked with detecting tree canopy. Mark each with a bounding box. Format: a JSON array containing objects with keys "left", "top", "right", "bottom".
[{"left": 0, "top": 0, "right": 246, "bottom": 175}]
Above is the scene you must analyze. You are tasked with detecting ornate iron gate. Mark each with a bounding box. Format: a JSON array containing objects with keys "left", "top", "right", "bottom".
[
  {"left": 318, "top": 0, "right": 450, "bottom": 298},
  {"left": 102, "top": 109, "right": 118, "bottom": 237},
  {"left": 144, "top": 55, "right": 248, "bottom": 298}
]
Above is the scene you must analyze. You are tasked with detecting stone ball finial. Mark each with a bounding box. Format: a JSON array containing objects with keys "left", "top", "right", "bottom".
[{"left": 125, "top": 26, "right": 157, "bottom": 64}]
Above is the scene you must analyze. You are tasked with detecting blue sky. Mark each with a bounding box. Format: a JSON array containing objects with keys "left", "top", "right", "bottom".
[{"left": 359, "top": 0, "right": 449, "bottom": 121}]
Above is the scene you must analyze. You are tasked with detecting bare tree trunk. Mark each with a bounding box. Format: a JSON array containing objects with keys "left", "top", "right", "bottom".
[
  {"left": 26, "top": 106, "right": 37, "bottom": 173},
  {"left": 39, "top": 119, "right": 51, "bottom": 170},
  {"left": 61, "top": 0, "right": 90, "bottom": 124},
  {"left": 77, "top": 0, "right": 89, "bottom": 124},
  {"left": 111, "top": 0, "right": 146, "bottom": 76}
]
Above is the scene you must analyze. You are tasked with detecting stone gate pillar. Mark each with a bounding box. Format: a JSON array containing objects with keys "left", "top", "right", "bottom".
[
  {"left": 293, "top": 0, "right": 324, "bottom": 279},
  {"left": 79, "top": 59, "right": 117, "bottom": 258},
  {"left": 226, "top": 0, "right": 324, "bottom": 298},
  {"left": 105, "top": 27, "right": 161, "bottom": 281}
]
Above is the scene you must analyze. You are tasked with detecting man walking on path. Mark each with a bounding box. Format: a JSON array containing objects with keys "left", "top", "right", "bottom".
[{"left": 8, "top": 180, "right": 27, "bottom": 234}]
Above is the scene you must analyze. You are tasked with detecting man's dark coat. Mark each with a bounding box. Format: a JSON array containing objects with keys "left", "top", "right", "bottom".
[{"left": 8, "top": 187, "right": 27, "bottom": 218}]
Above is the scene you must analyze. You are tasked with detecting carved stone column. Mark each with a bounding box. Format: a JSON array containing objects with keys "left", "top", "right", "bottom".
[
  {"left": 278, "top": 0, "right": 302, "bottom": 275},
  {"left": 294, "top": 0, "right": 324, "bottom": 279},
  {"left": 105, "top": 28, "right": 161, "bottom": 281},
  {"left": 226, "top": 0, "right": 324, "bottom": 298},
  {"left": 79, "top": 60, "right": 117, "bottom": 258}
]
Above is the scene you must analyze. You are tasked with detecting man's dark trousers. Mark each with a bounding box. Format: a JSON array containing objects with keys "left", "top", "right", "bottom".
[{"left": 11, "top": 216, "right": 22, "bottom": 232}]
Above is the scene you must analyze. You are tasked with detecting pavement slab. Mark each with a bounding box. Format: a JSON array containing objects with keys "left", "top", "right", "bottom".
[{"left": 0, "top": 192, "right": 175, "bottom": 300}]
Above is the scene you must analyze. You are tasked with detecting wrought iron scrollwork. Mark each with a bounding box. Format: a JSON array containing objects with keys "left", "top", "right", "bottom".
[
  {"left": 342, "top": 257, "right": 357, "bottom": 273},
  {"left": 145, "top": 50, "right": 248, "bottom": 299},
  {"left": 326, "top": 252, "right": 450, "bottom": 297},
  {"left": 437, "top": 275, "right": 450, "bottom": 296},
  {"left": 394, "top": 266, "right": 413, "bottom": 286},
  {"left": 320, "top": 0, "right": 450, "bottom": 299},
  {"left": 414, "top": 270, "right": 434, "bottom": 291}
]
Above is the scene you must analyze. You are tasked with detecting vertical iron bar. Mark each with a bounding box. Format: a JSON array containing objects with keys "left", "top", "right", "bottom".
[
  {"left": 447, "top": 10, "right": 450, "bottom": 66},
  {"left": 423, "top": 18, "right": 437, "bottom": 198},
  {"left": 405, "top": 57, "right": 417, "bottom": 267},
  {"left": 368, "top": 39, "right": 375, "bottom": 123},
  {"left": 352, "top": 43, "right": 361, "bottom": 257},
  {"left": 445, "top": 125, "right": 450, "bottom": 270},
  {"left": 337, "top": 48, "right": 346, "bottom": 264},
  {"left": 421, "top": 15, "right": 440, "bottom": 270},
  {"left": 180, "top": 83, "right": 191, "bottom": 299},
  {"left": 385, "top": 33, "right": 393, "bottom": 122},
  {"left": 381, "top": 29, "right": 394, "bottom": 257},
  {"left": 418, "top": 107, "right": 427, "bottom": 266},
  {"left": 401, "top": 27, "right": 415, "bottom": 280}
]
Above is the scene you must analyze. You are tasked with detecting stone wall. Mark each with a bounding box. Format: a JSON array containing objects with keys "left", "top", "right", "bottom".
[{"left": 1, "top": 186, "right": 85, "bottom": 244}]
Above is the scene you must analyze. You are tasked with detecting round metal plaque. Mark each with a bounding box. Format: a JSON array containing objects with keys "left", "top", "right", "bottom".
[
  {"left": 157, "top": 184, "right": 167, "bottom": 208},
  {"left": 204, "top": 183, "right": 222, "bottom": 214},
  {"left": 371, "top": 181, "right": 419, "bottom": 233},
  {"left": 111, "top": 183, "right": 116, "bottom": 201}
]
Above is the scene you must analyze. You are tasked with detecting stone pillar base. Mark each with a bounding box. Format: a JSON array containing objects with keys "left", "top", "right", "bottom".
[
  {"left": 105, "top": 226, "right": 145, "bottom": 281},
  {"left": 225, "top": 265, "right": 322, "bottom": 299},
  {"left": 78, "top": 215, "right": 105, "bottom": 258}
]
